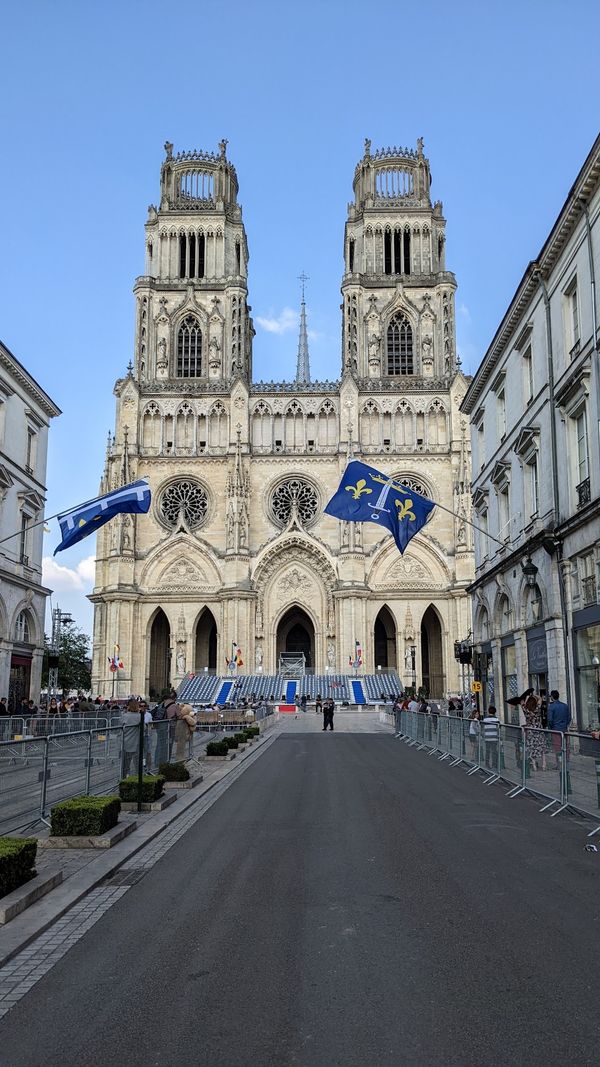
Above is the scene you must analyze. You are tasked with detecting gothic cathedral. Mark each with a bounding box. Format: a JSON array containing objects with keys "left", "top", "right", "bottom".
[{"left": 90, "top": 139, "right": 473, "bottom": 699}]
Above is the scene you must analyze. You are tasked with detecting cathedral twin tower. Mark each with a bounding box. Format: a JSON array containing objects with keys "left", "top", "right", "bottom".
[{"left": 90, "top": 138, "right": 473, "bottom": 699}]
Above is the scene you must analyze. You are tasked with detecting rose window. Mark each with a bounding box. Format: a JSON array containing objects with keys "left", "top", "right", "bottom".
[
  {"left": 270, "top": 478, "right": 319, "bottom": 528},
  {"left": 395, "top": 476, "right": 429, "bottom": 498},
  {"left": 158, "top": 480, "right": 209, "bottom": 530}
]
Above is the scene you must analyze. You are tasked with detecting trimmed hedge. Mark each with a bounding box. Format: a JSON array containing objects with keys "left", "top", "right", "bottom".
[
  {"left": 224, "top": 736, "right": 239, "bottom": 749},
  {"left": 0, "top": 837, "right": 37, "bottom": 898},
  {"left": 158, "top": 762, "right": 190, "bottom": 782},
  {"left": 234, "top": 733, "right": 247, "bottom": 745},
  {"left": 119, "top": 776, "right": 165, "bottom": 803},
  {"left": 247, "top": 726, "right": 259, "bottom": 737},
  {"left": 50, "top": 796, "right": 121, "bottom": 837},
  {"left": 206, "top": 740, "right": 229, "bottom": 756}
]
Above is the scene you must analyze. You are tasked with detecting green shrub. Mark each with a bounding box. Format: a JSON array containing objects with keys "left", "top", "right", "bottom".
[
  {"left": 234, "top": 733, "right": 247, "bottom": 745},
  {"left": 158, "top": 762, "right": 190, "bottom": 782},
  {"left": 224, "top": 736, "right": 238, "bottom": 749},
  {"left": 206, "top": 740, "right": 229, "bottom": 756},
  {"left": 119, "top": 776, "right": 165, "bottom": 802},
  {"left": 0, "top": 837, "right": 37, "bottom": 898},
  {"left": 248, "top": 726, "right": 259, "bottom": 737},
  {"left": 51, "top": 796, "right": 121, "bottom": 837}
]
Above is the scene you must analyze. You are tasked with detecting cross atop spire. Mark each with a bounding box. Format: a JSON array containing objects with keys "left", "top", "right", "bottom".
[{"left": 295, "top": 272, "right": 311, "bottom": 384}]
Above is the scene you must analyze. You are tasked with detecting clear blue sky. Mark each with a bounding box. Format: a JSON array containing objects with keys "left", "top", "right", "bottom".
[{"left": 1, "top": 0, "right": 598, "bottom": 638}]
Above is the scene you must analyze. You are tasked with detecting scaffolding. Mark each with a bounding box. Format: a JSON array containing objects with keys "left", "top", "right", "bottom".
[{"left": 279, "top": 652, "right": 305, "bottom": 677}]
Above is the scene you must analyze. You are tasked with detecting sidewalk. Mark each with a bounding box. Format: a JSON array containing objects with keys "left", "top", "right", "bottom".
[{"left": 0, "top": 721, "right": 280, "bottom": 968}]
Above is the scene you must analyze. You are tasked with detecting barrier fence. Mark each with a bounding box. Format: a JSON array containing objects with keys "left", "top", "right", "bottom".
[
  {"left": 390, "top": 709, "right": 600, "bottom": 834},
  {"left": 0, "top": 710, "right": 277, "bottom": 836}
]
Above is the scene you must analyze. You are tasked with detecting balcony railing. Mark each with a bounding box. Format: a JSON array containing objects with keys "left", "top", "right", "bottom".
[
  {"left": 582, "top": 574, "right": 597, "bottom": 607},
  {"left": 576, "top": 477, "right": 591, "bottom": 509}
]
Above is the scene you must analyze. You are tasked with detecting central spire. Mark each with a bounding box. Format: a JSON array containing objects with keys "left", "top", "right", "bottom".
[{"left": 295, "top": 271, "right": 311, "bottom": 384}]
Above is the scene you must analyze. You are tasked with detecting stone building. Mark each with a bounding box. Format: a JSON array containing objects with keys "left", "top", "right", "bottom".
[
  {"left": 90, "top": 139, "right": 473, "bottom": 700},
  {"left": 461, "top": 134, "right": 600, "bottom": 728},
  {"left": 0, "top": 340, "right": 60, "bottom": 709}
]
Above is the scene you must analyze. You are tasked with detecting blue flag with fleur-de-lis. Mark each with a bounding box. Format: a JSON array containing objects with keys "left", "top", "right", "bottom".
[{"left": 324, "top": 460, "right": 435, "bottom": 554}]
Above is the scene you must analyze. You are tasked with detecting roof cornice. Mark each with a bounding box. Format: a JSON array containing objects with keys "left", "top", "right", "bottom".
[{"left": 0, "top": 342, "right": 61, "bottom": 419}]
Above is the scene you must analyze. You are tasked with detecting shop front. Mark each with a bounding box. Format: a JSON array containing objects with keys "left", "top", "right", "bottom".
[
  {"left": 9, "top": 652, "right": 32, "bottom": 714},
  {"left": 527, "top": 626, "right": 548, "bottom": 697},
  {"left": 573, "top": 605, "right": 600, "bottom": 731}
]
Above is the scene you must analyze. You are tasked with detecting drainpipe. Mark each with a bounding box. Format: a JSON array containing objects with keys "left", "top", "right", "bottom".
[{"left": 532, "top": 266, "right": 573, "bottom": 709}]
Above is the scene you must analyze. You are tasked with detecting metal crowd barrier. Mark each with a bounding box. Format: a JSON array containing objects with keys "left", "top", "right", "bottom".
[{"left": 392, "top": 710, "right": 600, "bottom": 834}]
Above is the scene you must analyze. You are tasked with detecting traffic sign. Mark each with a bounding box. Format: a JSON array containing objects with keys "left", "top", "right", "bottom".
[{"left": 471, "top": 681, "right": 482, "bottom": 693}]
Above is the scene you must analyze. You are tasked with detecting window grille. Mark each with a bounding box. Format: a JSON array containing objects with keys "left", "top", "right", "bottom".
[
  {"left": 177, "top": 315, "right": 203, "bottom": 377},
  {"left": 386, "top": 313, "right": 413, "bottom": 375}
]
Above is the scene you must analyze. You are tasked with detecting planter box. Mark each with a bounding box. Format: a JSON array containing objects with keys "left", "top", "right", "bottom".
[
  {"left": 164, "top": 775, "right": 203, "bottom": 790},
  {"left": 0, "top": 868, "right": 63, "bottom": 925},
  {"left": 39, "top": 820, "right": 137, "bottom": 850},
  {"left": 120, "top": 794, "right": 177, "bottom": 812},
  {"left": 204, "top": 753, "right": 236, "bottom": 761}
]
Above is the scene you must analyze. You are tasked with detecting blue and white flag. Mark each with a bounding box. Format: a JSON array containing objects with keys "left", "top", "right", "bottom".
[
  {"left": 54, "top": 479, "right": 151, "bottom": 555},
  {"left": 324, "top": 460, "right": 434, "bottom": 554}
]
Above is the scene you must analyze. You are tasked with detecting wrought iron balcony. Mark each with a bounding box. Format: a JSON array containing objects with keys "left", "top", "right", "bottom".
[
  {"left": 576, "top": 477, "right": 591, "bottom": 509},
  {"left": 582, "top": 574, "right": 597, "bottom": 607}
]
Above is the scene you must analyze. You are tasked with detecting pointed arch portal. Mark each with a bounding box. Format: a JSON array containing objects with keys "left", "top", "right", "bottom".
[
  {"left": 149, "top": 609, "right": 171, "bottom": 700},
  {"left": 374, "top": 606, "right": 397, "bottom": 671},
  {"left": 276, "top": 606, "right": 315, "bottom": 669},
  {"left": 421, "top": 605, "right": 444, "bottom": 697},
  {"left": 195, "top": 607, "right": 217, "bottom": 671}
]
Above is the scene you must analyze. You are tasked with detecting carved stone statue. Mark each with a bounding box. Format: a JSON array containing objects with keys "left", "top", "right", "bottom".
[
  {"left": 255, "top": 645, "right": 263, "bottom": 669},
  {"left": 176, "top": 645, "right": 186, "bottom": 674},
  {"left": 157, "top": 337, "right": 168, "bottom": 378},
  {"left": 327, "top": 642, "right": 335, "bottom": 668},
  {"left": 364, "top": 137, "right": 371, "bottom": 157},
  {"left": 219, "top": 138, "right": 228, "bottom": 157},
  {"left": 164, "top": 141, "right": 173, "bottom": 160}
]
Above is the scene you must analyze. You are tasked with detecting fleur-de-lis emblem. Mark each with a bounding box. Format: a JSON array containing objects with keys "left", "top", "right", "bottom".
[
  {"left": 345, "top": 478, "right": 372, "bottom": 501},
  {"left": 395, "top": 498, "right": 416, "bottom": 522}
]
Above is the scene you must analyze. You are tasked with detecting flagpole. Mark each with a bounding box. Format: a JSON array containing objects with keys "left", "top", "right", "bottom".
[{"left": 426, "top": 499, "right": 506, "bottom": 548}]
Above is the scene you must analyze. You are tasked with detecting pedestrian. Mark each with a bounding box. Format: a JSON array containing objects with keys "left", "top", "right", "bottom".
[
  {"left": 175, "top": 703, "right": 196, "bottom": 762},
  {"left": 315, "top": 693, "right": 322, "bottom": 715},
  {"left": 547, "top": 689, "right": 571, "bottom": 769},
  {"left": 482, "top": 705, "right": 500, "bottom": 770},
  {"left": 122, "top": 699, "right": 142, "bottom": 776},
  {"left": 468, "top": 708, "right": 480, "bottom": 760},
  {"left": 322, "top": 697, "right": 335, "bottom": 731},
  {"left": 153, "top": 690, "right": 178, "bottom": 766},
  {"left": 300, "top": 694, "right": 307, "bottom": 713},
  {"left": 0, "top": 697, "right": 8, "bottom": 717},
  {"left": 523, "top": 694, "right": 546, "bottom": 772},
  {"left": 140, "top": 701, "right": 154, "bottom": 770}
]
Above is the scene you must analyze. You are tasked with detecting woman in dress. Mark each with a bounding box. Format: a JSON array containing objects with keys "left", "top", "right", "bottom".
[{"left": 523, "top": 694, "right": 547, "bottom": 772}]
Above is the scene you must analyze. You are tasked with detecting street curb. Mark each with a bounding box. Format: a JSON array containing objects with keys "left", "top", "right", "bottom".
[{"left": 0, "top": 722, "right": 280, "bottom": 968}]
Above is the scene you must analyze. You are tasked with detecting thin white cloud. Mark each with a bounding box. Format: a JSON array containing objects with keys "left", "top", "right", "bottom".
[
  {"left": 458, "top": 303, "right": 472, "bottom": 322},
  {"left": 42, "top": 554, "right": 96, "bottom": 593},
  {"left": 255, "top": 307, "right": 298, "bottom": 334}
]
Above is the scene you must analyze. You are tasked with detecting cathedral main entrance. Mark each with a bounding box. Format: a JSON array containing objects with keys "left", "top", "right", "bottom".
[
  {"left": 149, "top": 609, "right": 171, "bottom": 699},
  {"left": 276, "top": 607, "right": 315, "bottom": 670},
  {"left": 421, "top": 605, "right": 444, "bottom": 697},
  {"left": 194, "top": 607, "right": 217, "bottom": 671},
  {"left": 374, "top": 606, "right": 397, "bottom": 671}
]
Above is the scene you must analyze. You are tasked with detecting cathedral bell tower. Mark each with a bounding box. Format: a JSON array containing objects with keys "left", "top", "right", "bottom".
[
  {"left": 134, "top": 139, "right": 253, "bottom": 386},
  {"left": 341, "top": 138, "right": 457, "bottom": 383}
]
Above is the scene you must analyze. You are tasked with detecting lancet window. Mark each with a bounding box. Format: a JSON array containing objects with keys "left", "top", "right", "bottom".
[
  {"left": 178, "top": 233, "right": 206, "bottom": 280},
  {"left": 177, "top": 314, "right": 203, "bottom": 377},
  {"left": 383, "top": 228, "right": 411, "bottom": 276},
  {"left": 386, "top": 313, "right": 414, "bottom": 375}
]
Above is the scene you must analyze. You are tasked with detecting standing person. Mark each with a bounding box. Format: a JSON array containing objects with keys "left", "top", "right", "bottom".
[
  {"left": 322, "top": 697, "right": 335, "bottom": 731},
  {"left": 408, "top": 694, "right": 420, "bottom": 715},
  {"left": 468, "top": 709, "right": 481, "bottom": 760},
  {"left": 0, "top": 697, "right": 8, "bottom": 717},
  {"left": 174, "top": 703, "right": 196, "bottom": 762},
  {"left": 122, "top": 699, "right": 142, "bottom": 776},
  {"left": 140, "top": 701, "right": 153, "bottom": 770},
  {"left": 315, "top": 693, "right": 322, "bottom": 715},
  {"left": 523, "top": 694, "right": 546, "bottom": 772},
  {"left": 482, "top": 705, "right": 500, "bottom": 770},
  {"left": 300, "top": 694, "right": 307, "bottom": 713},
  {"left": 547, "top": 689, "right": 571, "bottom": 769}
]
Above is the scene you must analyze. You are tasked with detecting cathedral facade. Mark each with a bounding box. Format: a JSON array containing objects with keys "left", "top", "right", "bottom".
[{"left": 90, "top": 139, "right": 473, "bottom": 699}]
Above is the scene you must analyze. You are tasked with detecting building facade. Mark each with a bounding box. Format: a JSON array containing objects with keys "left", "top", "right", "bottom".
[
  {"left": 90, "top": 139, "right": 473, "bottom": 700},
  {"left": 461, "top": 135, "right": 600, "bottom": 728},
  {"left": 0, "top": 341, "right": 60, "bottom": 710}
]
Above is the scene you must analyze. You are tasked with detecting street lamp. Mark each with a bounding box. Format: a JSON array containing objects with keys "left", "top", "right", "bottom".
[{"left": 521, "top": 556, "right": 539, "bottom": 587}]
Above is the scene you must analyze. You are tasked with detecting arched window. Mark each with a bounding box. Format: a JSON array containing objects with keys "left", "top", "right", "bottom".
[
  {"left": 15, "top": 611, "right": 31, "bottom": 643},
  {"left": 387, "top": 313, "right": 413, "bottom": 375},
  {"left": 176, "top": 314, "right": 203, "bottom": 377}
]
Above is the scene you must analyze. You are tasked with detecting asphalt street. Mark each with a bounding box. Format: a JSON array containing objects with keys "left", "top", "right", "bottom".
[{"left": 1, "top": 721, "right": 599, "bottom": 1066}]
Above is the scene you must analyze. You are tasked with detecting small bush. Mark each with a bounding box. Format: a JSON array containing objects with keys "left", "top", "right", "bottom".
[
  {"left": 248, "top": 726, "right": 259, "bottom": 737},
  {"left": 224, "top": 736, "right": 239, "bottom": 749},
  {"left": 51, "top": 796, "right": 121, "bottom": 837},
  {"left": 0, "top": 837, "right": 37, "bottom": 898},
  {"left": 158, "top": 762, "right": 190, "bottom": 782},
  {"left": 206, "top": 740, "right": 229, "bottom": 756},
  {"left": 119, "top": 776, "right": 165, "bottom": 802},
  {"left": 234, "top": 733, "right": 247, "bottom": 745}
]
